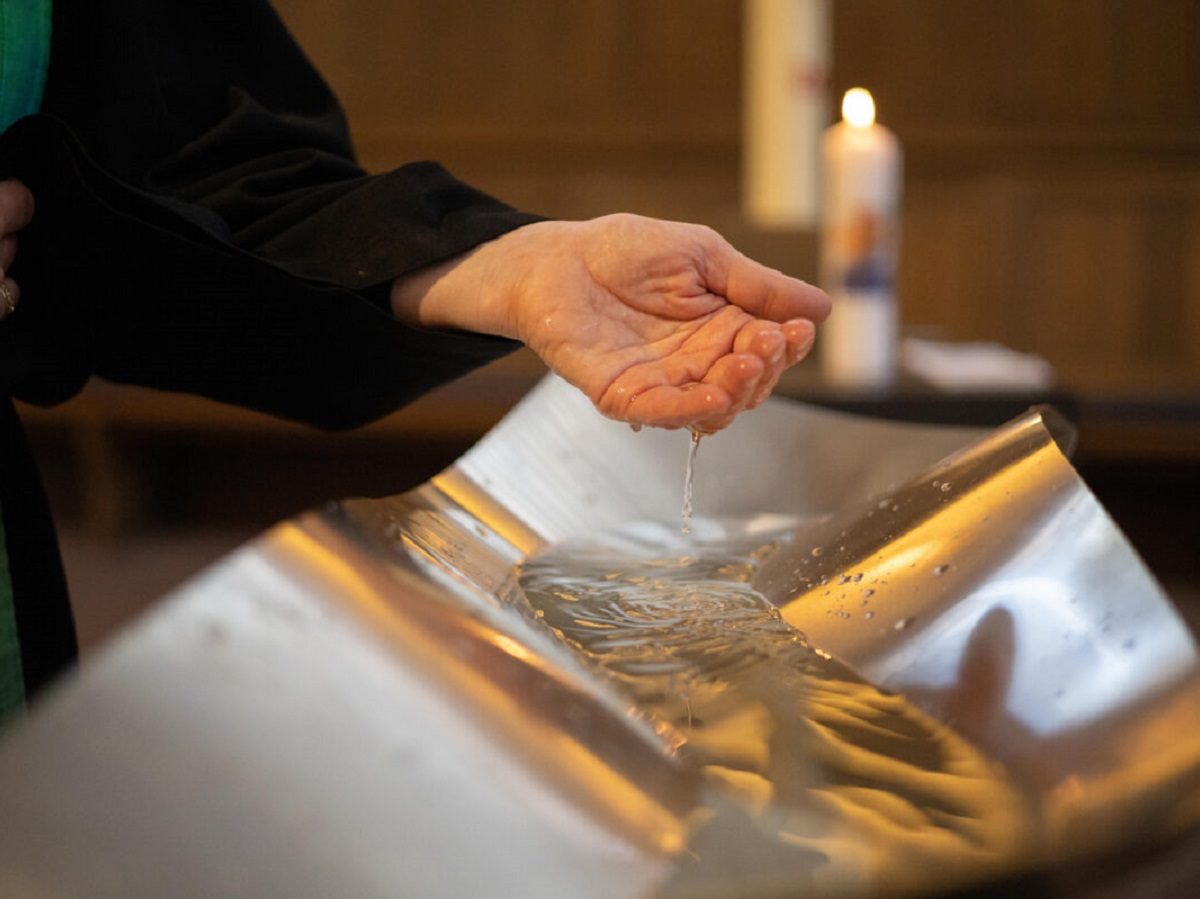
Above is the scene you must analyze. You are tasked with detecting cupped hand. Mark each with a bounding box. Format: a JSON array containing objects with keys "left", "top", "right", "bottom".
[
  {"left": 392, "top": 213, "right": 830, "bottom": 433},
  {"left": 0, "top": 179, "right": 34, "bottom": 320}
]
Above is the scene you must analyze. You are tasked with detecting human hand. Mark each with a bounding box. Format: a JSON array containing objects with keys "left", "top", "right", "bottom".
[
  {"left": 0, "top": 178, "right": 34, "bottom": 320},
  {"left": 392, "top": 214, "right": 830, "bottom": 432}
]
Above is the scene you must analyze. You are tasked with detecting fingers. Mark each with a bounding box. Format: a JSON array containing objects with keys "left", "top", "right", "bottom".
[
  {"left": 690, "top": 353, "right": 765, "bottom": 433},
  {"left": 692, "top": 318, "right": 818, "bottom": 431},
  {"left": 597, "top": 313, "right": 820, "bottom": 433},
  {"left": 622, "top": 382, "right": 736, "bottom": 430},
  {"left": 0, "top": 276, "right": 20, "bottom": 320},
  {"left": 0, "top": 179, "right": 34, "bottom": 235},
  {"left": 0, "top": 180, "right": 33, "bottom": 322},
  {"left": 730, "top": 322, "right": 784, "bottom": 410},
  {"left": 782, "top": 318, "right": 817, "bottom": 366},
  {"left": 702, "top": 233, "right": 831, "bottom": 324},
  {"left": 606, "top": 348, "right": 770, "bottom": 433}
]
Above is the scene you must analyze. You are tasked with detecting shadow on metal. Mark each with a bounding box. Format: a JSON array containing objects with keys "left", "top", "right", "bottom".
[{"left": 1, "top": 375, "right": 1197, "bottom": 898}]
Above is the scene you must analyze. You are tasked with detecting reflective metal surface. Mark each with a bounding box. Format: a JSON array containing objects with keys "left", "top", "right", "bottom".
[{"left": 1, "top": 375, "right": 1197, "bottom": 897}]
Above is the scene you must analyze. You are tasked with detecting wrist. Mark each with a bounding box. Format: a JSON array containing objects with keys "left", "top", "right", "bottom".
[{"left": 389, "top": 221, "right": 564, "bottom": 340}]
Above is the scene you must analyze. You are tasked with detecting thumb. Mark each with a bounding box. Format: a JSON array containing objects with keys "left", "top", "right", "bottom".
[{"left": 703, "top": 237, "right": 831, "bottom": 324}]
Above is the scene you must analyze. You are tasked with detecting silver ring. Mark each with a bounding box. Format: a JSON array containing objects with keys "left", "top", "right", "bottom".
[{"left": 0, "top": 280, "right": 17, "bottom": 320}]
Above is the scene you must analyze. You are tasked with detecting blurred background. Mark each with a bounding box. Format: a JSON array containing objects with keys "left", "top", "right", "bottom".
[{"left": 19, "top": 0, "right": 1200, "bottom": 651}]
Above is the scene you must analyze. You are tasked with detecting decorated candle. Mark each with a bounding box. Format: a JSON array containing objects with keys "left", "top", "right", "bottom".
[{"left": 819, "top": 87, "right": 903, "bottom": 388}]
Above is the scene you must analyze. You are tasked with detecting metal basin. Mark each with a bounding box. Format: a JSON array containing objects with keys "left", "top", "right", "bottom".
[{"left": 1, "top": 375, "right": 1197, "bottom": 898}]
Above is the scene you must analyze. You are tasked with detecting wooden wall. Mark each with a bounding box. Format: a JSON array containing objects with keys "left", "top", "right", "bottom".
[
  {"left": 275, "top": 0, "right": 1200, "bottom": 393},
  {"left": 834, "top": 0, "right": 1200, "bottom": 392},
  {"left": 273, "top": 0, "right": 745, "bottom": 224}
]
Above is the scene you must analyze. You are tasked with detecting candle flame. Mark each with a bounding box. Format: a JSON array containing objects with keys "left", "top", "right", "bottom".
[{"left": 842, "top": 87, "right": 876, "bottom": 128}]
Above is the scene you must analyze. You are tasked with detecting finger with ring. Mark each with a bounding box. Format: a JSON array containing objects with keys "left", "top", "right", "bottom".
[{"left": 0, "top": 278, "right": 20, "bottom": 320}]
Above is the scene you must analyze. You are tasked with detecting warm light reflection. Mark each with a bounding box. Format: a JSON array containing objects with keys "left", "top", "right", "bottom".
[
  {"left": 842, "top": 87, "right": 876, "bottom": 128},
  {"left": 271, "top": 521, "right": 693, "bottom": 855},
  {"left": 433, "top": 469, "right": 541, "bottom": 556}
]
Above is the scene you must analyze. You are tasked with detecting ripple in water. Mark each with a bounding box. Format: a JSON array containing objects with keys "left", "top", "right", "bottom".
[
  {"left": 510, "top": 518, "right": 1030, "bottom": 883},
  {"left": 517, "top": 533, "right": 821, "bottom": 717}
]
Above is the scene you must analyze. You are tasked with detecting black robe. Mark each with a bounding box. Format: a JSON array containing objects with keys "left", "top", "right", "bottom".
[{"left": 0, "top": 0, "right": 541, "bottom": 695}]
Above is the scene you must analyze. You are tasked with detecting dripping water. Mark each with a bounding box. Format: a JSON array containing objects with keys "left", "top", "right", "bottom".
[{"left": 680, "top": 430, "right": 702, "bottom": 535}]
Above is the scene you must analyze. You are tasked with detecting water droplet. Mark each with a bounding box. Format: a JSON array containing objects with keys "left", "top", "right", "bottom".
[
  {"left": 862, "top": 588, "right": 875, "bottom": 597},
  {"left": 878, "top": 499, "right": 890, "bottom": 510},
  {"left": 864, "top": 611, "right": 875, "bottom": 620},
  {"left": 933, "top": 564, "right": 950, "bottom": 577},
  {"left": 811, "top": 547, "right": 824, "bottom": 558},
  {"left": 940, "top": 482, "right": 952, "bottom": 493},
  {"left": 835, "top": 611, "right": 850, "bottom": 619},
  {"left": 891, "top": 504, "right": 900, "bottom": 512},
  {"left": 894, "top": 617, "right": 914, "bottom": 631},
  {"left": 852, "top": 573, "right": 863, "bottom": 582},
  {"left": 838, "top": 574, "right": 850, "bottom": 585},
  {"left": 629, "top": 423, "right": 642, "bottom": 433}
]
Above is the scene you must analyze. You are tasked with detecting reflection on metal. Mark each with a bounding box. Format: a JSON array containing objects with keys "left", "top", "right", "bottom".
[{"left": 0, "top": 375, "right": 1197, "bottom": 898}]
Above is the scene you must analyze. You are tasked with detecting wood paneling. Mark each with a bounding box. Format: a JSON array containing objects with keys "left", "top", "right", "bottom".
[
  {"left": 276, "top": 1, "right": 741, "bottom": 189},
  {"left": 842, "top": 1, "right": 1200, "bottom": 389},
  {"left": 271, "top": 0, "right": 1200, "bottom": 392},
  {"left": 830, "top": 1, "right": 1200, "bottom": 388}
]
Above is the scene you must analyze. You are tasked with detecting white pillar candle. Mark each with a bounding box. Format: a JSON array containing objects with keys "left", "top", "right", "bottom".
[
  {"left": 742, "top": 0, "right": 830, "bottom": 229},
  {"left": 819, "top": 87, "right": 903, "bottom": 388}
]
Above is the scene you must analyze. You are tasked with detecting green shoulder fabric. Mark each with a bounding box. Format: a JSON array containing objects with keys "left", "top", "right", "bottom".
[
  {"left": 0, "top": 0, "right": 53, "bottom": 131},
  {"left": 0, "top": 503, "right": 23, "bottom": 719},
  {"left": 1, "top": 0, "right": 52, "bottom": 717}
]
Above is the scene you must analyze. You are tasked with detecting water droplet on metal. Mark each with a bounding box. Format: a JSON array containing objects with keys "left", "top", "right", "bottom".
[
  {"left": 811, "top": 547, "right": 823, "bottom": 557},
  {"left": 895, "top": 617, "right": 914, "bottom": 631},
  {"left": 864, "top": 610, "right": 875, "bottom": 620},
  {"left": 933, "top": 564, "right": 950, "bottom": 577}
]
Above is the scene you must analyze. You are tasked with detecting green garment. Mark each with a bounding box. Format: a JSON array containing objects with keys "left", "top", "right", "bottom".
[
  {"left": 0, "top": 0, "right": 52, "bottom": 130},
  {"left": 1, "top": 0, "right": 53, "bottom": 718}
]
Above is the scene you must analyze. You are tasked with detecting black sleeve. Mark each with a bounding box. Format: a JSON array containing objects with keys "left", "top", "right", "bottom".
[{"left": 0, "top": 0, "right": 542, "bottom": 430}]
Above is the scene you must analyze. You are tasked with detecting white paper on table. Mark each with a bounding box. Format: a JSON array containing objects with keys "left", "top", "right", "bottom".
[{"left": 901, "top": 337, "right": 1055, "bottom": 391}]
